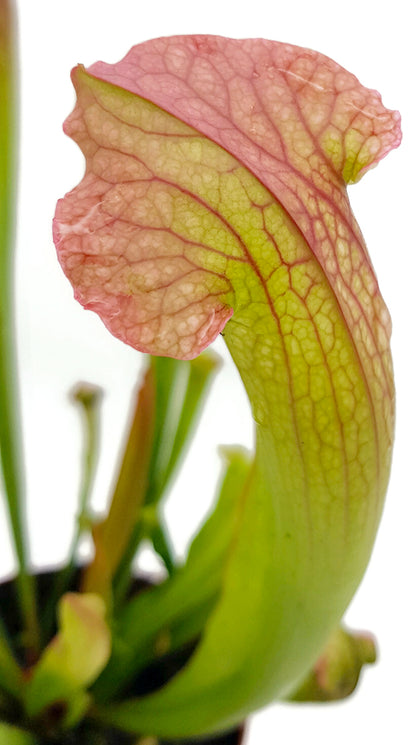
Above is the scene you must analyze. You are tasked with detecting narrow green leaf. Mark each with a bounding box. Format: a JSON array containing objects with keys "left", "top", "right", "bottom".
[
  {"left": 93, "top": 448, "right": 252, "bottom": 702},
  {"left": 145, "top": 352, "right": 220, "bottom": 572},
  {"left": 111, "top": 511, "right": 153, "bottom": 608},
  {"left": 0, "top": 0, "right": 39, "bottom": 656},
  {"left": 149, "top": 522, "right": 175, "bottom": 576},
  {"left": 113, "top": 352, "right": 219, "bottom": 587},
  {"left": 82, "top": 366, "right": 155, "bottom": 602},
  {"left": 145, "top": 357, "right": 190, "bottom": 505},
  {"left": 147, "top": 352, "right": 220, "bottom": 506}
]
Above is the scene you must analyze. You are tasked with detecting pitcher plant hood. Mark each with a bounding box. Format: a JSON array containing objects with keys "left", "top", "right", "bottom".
[{"left": 53, "top": 36, "right": 400, "bottom": 737}]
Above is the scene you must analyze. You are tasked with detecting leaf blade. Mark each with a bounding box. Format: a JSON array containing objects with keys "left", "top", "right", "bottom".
[
  {"left": 25, "top": 593, "right": 111, "bottom": 723},
  {"left": 82, "top": 367, "right": 156, "bottom": 601},
  {"left": 93, "top": 447, "right": 252, "bottom": 702},
  {"left": 54, "top": 38, "right": 400, "bottom": 737}
]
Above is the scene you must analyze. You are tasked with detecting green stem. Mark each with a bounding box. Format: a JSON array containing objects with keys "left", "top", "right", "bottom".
[
  {"left": 68, "top": 385, "right": 102, "bottom": 565},
  {"left": 111, "top": 520, "right": 146, "bottom": 608},
  {"left": 41, "top": 384, "right": 102, "bottom": 643},
  {"left": 111, "top": 513, "right": 174, "bottom": 609},
  {"left": 0, "top": 0, "right": 39, "bottom": 656},
  {"left": 150, "top": 522, "right": 175, "bottom": 575}
]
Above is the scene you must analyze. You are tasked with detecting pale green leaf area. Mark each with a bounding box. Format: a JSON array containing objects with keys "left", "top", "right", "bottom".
[
  {"left": 93, "top": 447, "right": 252, "bottom": 701},
  {"left": 25, "top": 593, "right": 111, "bottom": 723},
  {"left": 53, "top": 43, "right": 398, "bottom": 738},
  {"left": 0, "top": 722, "right": 38, "bottom": 745}
]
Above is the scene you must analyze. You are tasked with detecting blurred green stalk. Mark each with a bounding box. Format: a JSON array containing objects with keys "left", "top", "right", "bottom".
[{"left": 0, "top": 0, "right": 39, "bottom": 656}]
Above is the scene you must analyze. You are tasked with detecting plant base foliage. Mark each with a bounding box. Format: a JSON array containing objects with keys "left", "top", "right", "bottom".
[{"left": 0, "top": 569, "right": 244, "bottom": 745}]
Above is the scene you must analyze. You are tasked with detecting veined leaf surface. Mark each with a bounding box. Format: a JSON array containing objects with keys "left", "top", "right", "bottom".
[{"left": 54, "top": 36, "right": 400, "bottom": 737}]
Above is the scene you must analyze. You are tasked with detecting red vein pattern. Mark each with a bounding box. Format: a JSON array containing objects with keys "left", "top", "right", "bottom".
[
  {"left": 87, "top": 36, "right": 400, "bottom": 409},
  {"left": 52, "top": 39, "right": 401, "bottom": 735},
  {"left": 55, "top": 37, "right": 400, "bottom": 534}
]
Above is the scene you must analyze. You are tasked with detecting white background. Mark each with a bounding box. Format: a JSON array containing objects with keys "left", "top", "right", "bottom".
[{"left": 0, "top": 0, "right": 415, "bottom": 742}]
